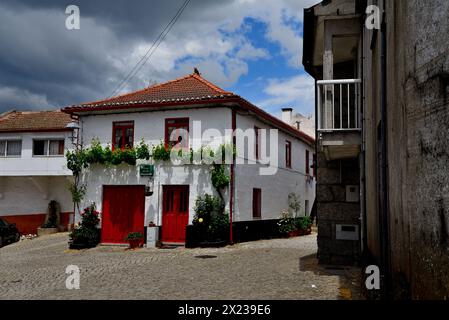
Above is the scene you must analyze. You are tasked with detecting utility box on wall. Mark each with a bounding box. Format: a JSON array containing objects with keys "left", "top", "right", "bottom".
[
  {"left": 336, "top": 224, "right": 359, "bottom": 241},
  {"left": 346, "top": 185, "right": 359, "bottom": 202},
  {"left": 146, "top": 226, "right": 159, "bottom": 248}
]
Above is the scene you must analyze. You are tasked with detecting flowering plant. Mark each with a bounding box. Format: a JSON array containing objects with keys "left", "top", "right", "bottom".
[
  {"left": 277, "top": 210, "right": 296, "bottom": 234},
  {"left": 69, "top": 203, "right": 100, "bottom": 248}
]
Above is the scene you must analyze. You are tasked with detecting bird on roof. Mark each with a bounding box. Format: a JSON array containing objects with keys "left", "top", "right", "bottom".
[{"left": 193, "top": 67, "right": 201, "bottom": 76}]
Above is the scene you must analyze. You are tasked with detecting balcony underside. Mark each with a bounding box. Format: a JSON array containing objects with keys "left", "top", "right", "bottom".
[{"left": 320, "top": 131, "right": 361, "bottom": 160}]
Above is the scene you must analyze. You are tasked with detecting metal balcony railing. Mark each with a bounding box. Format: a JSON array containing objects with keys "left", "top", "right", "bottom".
[{"left": 317, "top": 79, "right": 362, "bottom": 131}]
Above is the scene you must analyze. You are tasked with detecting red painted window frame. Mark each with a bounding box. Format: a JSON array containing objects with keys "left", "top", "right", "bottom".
[
  {"left": 285, "top": 140, "right": 292, "bottom": 168},
  {"left": 313, "top": 153, "right": 317, "bottom": 177},
  {"left": 112, "top": 121, "right": 134, "bottom": 151},
  {"left": 252, "top": 188, "right": 262, "bottom": 219},
  {"left": 306, "top": 149, "right": 310, "bottom": 175},
  {"left": 254, "top": 126, "right": 260, "bottom": 160},
  {"left": 165, "top": 118, "right": 190, "bottom": 150}
]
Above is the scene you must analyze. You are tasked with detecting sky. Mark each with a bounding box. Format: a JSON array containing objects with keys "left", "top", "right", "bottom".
[{"left": 0, "top": 0, "right": 317, "bottom": 119}]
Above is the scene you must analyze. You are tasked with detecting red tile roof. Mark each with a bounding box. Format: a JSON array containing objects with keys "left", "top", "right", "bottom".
[
  {"left": 63, "top": 71, "right": 315, "bottom": 145},
  {"left": 76, "top": 73, "right": 235, "bottom": 108},
  {"left": 0, "top": 110, "right": 72, "bottom": 133}
]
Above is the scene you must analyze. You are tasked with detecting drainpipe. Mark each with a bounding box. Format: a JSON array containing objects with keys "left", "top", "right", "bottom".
[
  {"left": 380, "top": 1, "right": 391, "bottom": 299},
  {"left": 229, "top": 108, "right": 236, "bottom": 245}
]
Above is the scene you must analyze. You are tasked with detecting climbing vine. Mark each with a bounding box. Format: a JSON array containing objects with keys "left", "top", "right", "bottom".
[{"left": 66, "top": 138, "right": 235, "bottom": 215}]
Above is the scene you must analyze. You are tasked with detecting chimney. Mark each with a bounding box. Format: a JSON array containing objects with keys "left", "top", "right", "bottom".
[
  {"left": 281, "top": 108, "right": 293, "bottom": 125},
  {"left": 295, "top": 121, "right": 301, "bottom": 131}
]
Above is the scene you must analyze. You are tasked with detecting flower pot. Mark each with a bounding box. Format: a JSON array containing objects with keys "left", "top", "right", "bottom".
[
  {"left": 128, "top": 239, "right": 142, "bottom": 249},
  {"left": 288, "top": 230, "right": 299, "bottom": 238}
]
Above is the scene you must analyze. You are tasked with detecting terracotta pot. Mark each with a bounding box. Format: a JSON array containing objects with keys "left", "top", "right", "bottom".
[
  {"left": 288, "top": 230, "right": 299, "bottom": 238},
  {"left": 128, "top": 239, "right": 142, "bottom": 249}
]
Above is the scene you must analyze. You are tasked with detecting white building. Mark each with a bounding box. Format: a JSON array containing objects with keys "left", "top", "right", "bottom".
[
  {"left": 0, "top": 110, "right": 74, "bottom": 234},
  {"left": 281, "top": 108, "right": 316, "bottom": 139},
  {"left": 63, "top": 71, "right": 316, "bottom": 245}
]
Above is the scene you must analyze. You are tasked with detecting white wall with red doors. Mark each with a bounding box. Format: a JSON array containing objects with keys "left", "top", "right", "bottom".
[{"left": 76, "top": 105, "right": 315, "bottom": 245}]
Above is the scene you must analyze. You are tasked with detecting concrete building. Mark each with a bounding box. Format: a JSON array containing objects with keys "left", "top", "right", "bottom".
[
  {"left": 0, "top": 110, "right": 74, "bottom": 234},
  {"left": 303, "top": 0, "right": 449, "bottom": 299},
  {"left": 63, "top": 71, "right": 316, "bottom": 246},
  {"left": 282, "top": 108, "right": 316, "bottom": 139}
]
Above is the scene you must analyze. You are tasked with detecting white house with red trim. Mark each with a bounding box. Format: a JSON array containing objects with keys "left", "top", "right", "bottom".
[
  {"left": 0, "top": 110, "right": 74, "bottom": 234},
  {"left": 62, "top": 70, "right": 316, "bottom": 245}
]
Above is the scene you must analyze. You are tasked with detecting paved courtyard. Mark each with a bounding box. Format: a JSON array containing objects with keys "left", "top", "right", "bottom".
[{"left": 0, "top": 232, "right": 363, "bottom": 300}]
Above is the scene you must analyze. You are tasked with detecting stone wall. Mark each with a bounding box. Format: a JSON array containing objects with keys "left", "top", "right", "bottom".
[
  {"left": 317, "top": 152, "right": 361, "bottom": 265},
  {"left": 384, "top": 0, "right": 449, "bottom": 299}
]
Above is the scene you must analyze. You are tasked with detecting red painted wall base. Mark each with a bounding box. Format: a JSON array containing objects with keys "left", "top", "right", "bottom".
[{"left": 0, "top": 212, "right": 72, "bottom": 235}]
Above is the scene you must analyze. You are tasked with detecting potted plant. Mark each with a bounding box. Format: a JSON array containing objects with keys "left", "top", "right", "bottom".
[
  {"left": 68, "top": 203, "right": 100, "bottom": 249},
  {"left": 295, "top": 216, "right": 312, "bottom": 235},
  {"left": 125, "top": 232, "right": 144, "bottom": 249},
  {"left": 278, "top": 211, "right": 297, "bottom": 237}
]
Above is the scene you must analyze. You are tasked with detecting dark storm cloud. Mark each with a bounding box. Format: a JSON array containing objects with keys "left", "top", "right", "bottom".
[
  {"left": 0, "top": 0, "right": 219, "bottom": 112},
  {"left": 0, "top": 0, "right": 312, "bottom": 113}
]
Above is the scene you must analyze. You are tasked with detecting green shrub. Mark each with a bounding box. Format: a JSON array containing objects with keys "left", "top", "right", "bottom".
[
  {"left": 294, "top": 216, "right": 312, "bottom": 230},
  {"left": 125, "top": 232, "right": 144, "bottom": 241},
  {"left": 193, "top": 194, "right": 229, "bottom": 241},
  {"left": 277, "top": 210, "right": 296, "bottom": 234},
  {"left": 69, "top": 203, "right": 100, "bottom": 247}
]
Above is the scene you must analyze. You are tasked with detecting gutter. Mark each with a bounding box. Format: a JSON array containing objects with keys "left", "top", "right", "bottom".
[
  {"left": 229, "top": 108, "right": 236, "bottom": 245},
  {"left": 303, "top": 6, "right": 317, "bottom": 78}
]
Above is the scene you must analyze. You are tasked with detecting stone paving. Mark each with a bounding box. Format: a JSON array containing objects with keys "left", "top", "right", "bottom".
[{"left": 0, "top": 232, "right": 363, "bottom": 300}]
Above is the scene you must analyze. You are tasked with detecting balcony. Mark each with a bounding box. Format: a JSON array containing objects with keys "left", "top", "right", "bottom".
[{"left": 317, "top": 79, "right": 362, "bottom": 160}]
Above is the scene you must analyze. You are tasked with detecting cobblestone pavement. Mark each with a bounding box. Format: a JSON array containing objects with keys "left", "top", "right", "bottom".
[{"left": 0, "top": 232, "right": 363, "bottom": 300}]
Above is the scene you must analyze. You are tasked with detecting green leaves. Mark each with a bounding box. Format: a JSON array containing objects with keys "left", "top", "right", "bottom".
[
  {"left": 193, "top": 194, "right": 228, "bottom": 241},
  {"left": 152, "top": 141, "right": 171, "bottom": 161},
  {"left": 211, "top": 164, "right": 230, "bottom": 191}
]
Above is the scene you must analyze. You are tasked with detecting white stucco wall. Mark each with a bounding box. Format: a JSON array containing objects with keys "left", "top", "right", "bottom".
[
  {"left": 77, "top": 107, "right": 232, "bottom": 224},
  {"left": 0, "top": 131, "right": 73, "bottom": 176},
  {"left": 0, "top": 176, "right": 73, "bottom": 216},
  {"left": 0, "top": 131, "right": 74, "bottom": 217},
  {"left": 77, "top": 106, "right": 315, "bottom": 225},
  {"left": 233, "top": 114, "right": 316, "bottom": 221}
]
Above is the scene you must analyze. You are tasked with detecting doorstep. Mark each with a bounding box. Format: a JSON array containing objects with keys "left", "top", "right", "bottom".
[{"left": 100, "top": 243, "right": 129, "bottom": 247}]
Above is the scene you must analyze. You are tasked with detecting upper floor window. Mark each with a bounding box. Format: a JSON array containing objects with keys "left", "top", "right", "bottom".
[
  {"left": 313, "top": 153, "right": 317, "bottom": 177},
  {"left": 254, "top": 126, "right": 260, "bottom": 160},
  {"left": 285, "top": 140, "right": 292, "bottom": 168},
  {"left": 113, "top": 121, "right": 134, "bottom": 150},
  {"left": 0, "top": 140, "right": 22, "bottom": 157},
  {"left": 33, "top": 139, "right": 65, "bottom": 156},
  {"left": 306, "top": 150, "right": 310, "bottom": 175},
  {"left": 165, "top": 118, "right": 189, "bottom": 149}
]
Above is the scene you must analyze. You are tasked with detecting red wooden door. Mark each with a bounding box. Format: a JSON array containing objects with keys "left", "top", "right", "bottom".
[
  {"left": 162, "top": 185, "right": 189, "bottom": 244},
  {"left": 101, "top": 185, "right": 145, "bottom": 244}
]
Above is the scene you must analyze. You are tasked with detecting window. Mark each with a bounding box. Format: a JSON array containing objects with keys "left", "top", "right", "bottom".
[
  {"left": 252, "top": 188, "right": 262, "bottom": 219},
  {"left": 0, "top": 140, "right": 22, "bottom": 157},
  {"left": 305, "top": 200, "right": 309, "bottom": 216},
  {"left": 165, "top": 118, "right": 189, "bottom": 149},
  {"left": 112, "top": 121, "right": 134, "bottom": 150},
  {"left": 254, "top": 126, "right": 260, "bottom": 160},
  {"left": 313, "top": 153, "right": 317, "bottom": 177},
  {"left": 306, "top": 150, "right": 310, "bottom": 175},
  {"left": 285, "top": 140, "right": 291, "bottom": 168},
  {"left": 33, "top": 139, "right": 64, "bottom": 156}
]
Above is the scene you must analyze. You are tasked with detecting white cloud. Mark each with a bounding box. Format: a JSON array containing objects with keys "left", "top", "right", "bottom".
[
  {"left": 258, "top": 74, "right": 315, "bottom": 114},
  {"left": 110, "top": 0, "right": 318, "bottom": 94},
  {"left": 0, "top": 0, "right": 319, "bottom": 111}
]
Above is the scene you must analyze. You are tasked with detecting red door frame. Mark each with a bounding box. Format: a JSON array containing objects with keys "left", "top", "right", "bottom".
[
  {"left": 161, "top": 185, "right": 189, "bottom": 244},
  {"left": 101, "top": 185, "right": 145, "bottom": 244}
]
